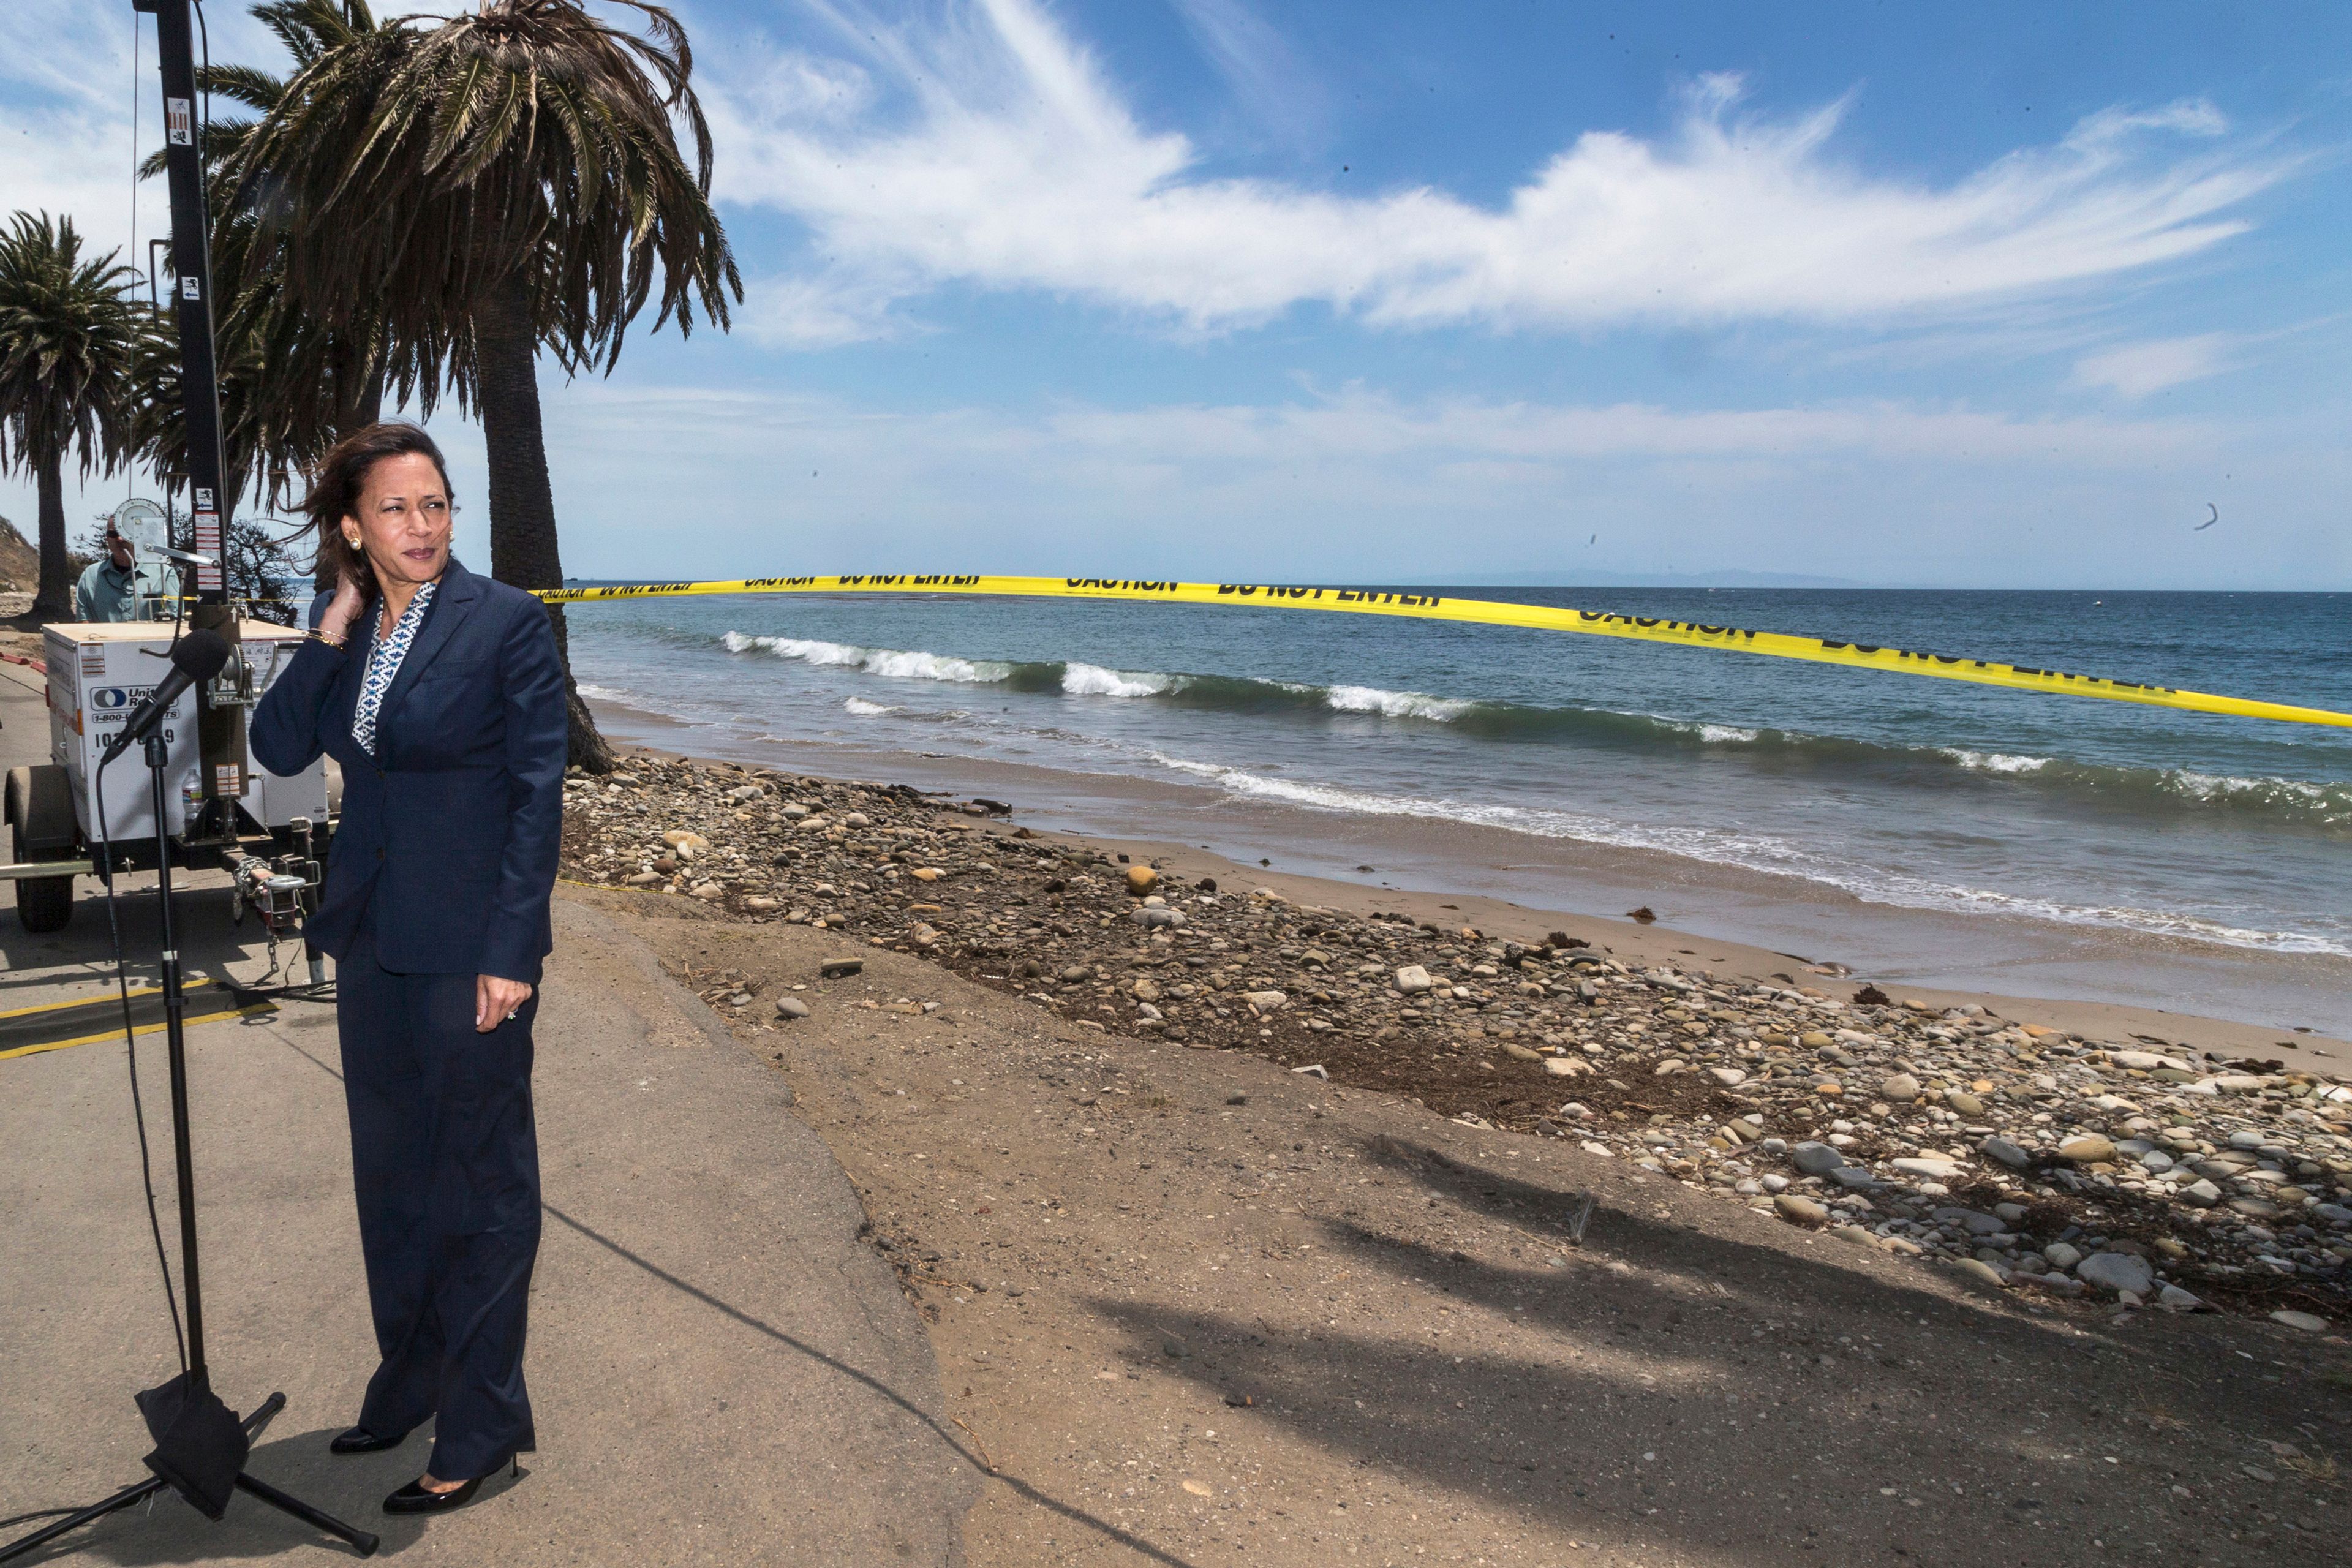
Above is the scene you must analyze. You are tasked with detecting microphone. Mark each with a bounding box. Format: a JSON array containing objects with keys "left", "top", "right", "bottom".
[
  {"left": 100, "top": 629, "right": 232, "bottom": 767},
  {"left": 148, "top": 545, "right": 217, "bottom": 567}
]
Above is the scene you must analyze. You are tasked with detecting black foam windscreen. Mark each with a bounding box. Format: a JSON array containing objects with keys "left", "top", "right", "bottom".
[{"left": 173, "top": 627, "right": 232, "bottom": 681}]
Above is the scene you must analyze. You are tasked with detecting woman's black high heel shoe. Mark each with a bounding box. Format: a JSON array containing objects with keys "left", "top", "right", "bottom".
[
  {"left": 382, "top": 1458, "right": 518, "bottom": 1516},
  {"left": 329, "top": 1425, "right": 408, "bottom": 1455}
]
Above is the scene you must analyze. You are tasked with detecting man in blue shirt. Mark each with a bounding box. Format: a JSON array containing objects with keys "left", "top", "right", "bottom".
[{"left": 75, "top": 522, "right": 180, "bottom": 621}]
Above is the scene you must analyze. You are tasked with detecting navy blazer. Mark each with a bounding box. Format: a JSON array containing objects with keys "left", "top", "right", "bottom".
[{"left": 251, "top": 559, "right": 568, "bottom": 984}]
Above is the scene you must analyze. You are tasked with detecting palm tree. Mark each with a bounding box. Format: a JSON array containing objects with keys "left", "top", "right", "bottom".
[
  {"left": 0, "top": 214, "right": 143, "bottom": 620},
  {"left": 227, "top": 0, "right": 741, "bottom": 770},
  {"left": 137, "top": 1, "right": 405, "bottom": 543}
]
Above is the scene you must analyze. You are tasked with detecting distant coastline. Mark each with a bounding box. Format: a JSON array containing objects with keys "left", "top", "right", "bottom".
[{"left": 1403, "top": 568, "right": 1861, "bottom": 589}]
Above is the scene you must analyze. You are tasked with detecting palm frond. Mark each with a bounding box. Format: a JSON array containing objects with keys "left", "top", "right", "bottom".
[
  {"left": 198, "top": 62, "right": 287, "bottom": 112},
  {"left": 228, "top": 0, "right": 739, "bottom": 417}
]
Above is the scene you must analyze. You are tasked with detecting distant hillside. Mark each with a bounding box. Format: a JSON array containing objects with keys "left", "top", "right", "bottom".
[{"left": 0, "top": 516, "right": 36, "bottom": 592}]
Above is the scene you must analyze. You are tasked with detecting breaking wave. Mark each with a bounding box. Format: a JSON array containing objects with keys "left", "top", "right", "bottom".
[
  {"left": 1942, "top": 749, "right": 2051, "bottom": 774},
  {"left": 723, "top": 631, "right": 1009, "bottom": 684},
  {"left": 1323, "top": 685, "right": 1475, "bottom": 720},
  {"left": 712, "top": 628, "right": 2351, "bottom": 834},
  {"left": 1060, "top": 662, "right": 1183, "bottom": 698}
]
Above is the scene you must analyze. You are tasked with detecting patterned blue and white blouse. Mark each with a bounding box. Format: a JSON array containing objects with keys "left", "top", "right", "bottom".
[{"left": 352, "top": 580, "right": 439, "bottom": 756}]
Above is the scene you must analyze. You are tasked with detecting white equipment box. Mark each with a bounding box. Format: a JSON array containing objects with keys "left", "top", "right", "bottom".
[{"left": 45, "top": 620, "right": 328, "bottom": 845}]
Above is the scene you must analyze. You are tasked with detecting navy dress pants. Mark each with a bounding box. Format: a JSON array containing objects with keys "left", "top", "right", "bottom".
[{"left": 337, "top": 906, "right": 542, "bottom": 1481}]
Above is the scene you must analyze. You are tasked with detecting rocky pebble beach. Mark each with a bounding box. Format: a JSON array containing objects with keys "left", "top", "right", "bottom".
[{"left": 560, "top": 752, "right": 2352, "bottom": 1327}]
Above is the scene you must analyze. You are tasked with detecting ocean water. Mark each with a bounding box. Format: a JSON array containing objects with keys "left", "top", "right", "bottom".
[{"left": 565, "top": 587, "right": 2352, "bottom": 1028}]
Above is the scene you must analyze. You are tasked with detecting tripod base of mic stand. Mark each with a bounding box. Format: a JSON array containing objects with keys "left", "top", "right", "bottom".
[{"left": 0, "top": 1392, "right": 381, "bottom": 1562}]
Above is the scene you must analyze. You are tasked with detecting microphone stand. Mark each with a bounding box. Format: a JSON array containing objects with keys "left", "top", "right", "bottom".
[{"left": 0, "top": 734, "right": 379, "bottom": 1562}]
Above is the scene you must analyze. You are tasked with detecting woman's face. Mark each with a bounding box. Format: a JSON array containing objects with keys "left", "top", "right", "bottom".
[{"left": 344, "top": 451, "right": 452, "bottom": 589}]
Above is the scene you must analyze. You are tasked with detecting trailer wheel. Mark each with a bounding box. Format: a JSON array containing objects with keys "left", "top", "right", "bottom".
[
  {"left": 13, "top": 869, "right": 74, "bottom": 933},
  {"left": 7, "top": 765, "right": 81, "bottom": 934}
]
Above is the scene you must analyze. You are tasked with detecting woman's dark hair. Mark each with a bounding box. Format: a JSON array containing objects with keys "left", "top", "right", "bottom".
[{"left": 299, "top": 422, "right": 456, "bottom": 598}]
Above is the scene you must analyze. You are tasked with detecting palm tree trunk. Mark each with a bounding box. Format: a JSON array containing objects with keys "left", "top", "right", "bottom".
[
  {"left": 474, "top": 271, "right": 612, "bottom": 773},
  {"left": 329, "top": 328, "right": 385, "bottom": 434},
  {"left": 31, "top": 451, "right": 70, "bottom": 620}
]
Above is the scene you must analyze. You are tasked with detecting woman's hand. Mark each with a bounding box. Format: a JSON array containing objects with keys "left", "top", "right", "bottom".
[
  {"left": 477, "top": 974, "right": 535, "bottom": 1033},
  {"left": 318, "top": 565, "right": 367, "bottom": 645}
]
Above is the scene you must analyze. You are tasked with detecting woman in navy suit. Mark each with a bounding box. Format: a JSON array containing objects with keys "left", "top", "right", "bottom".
[{"left": 252, "top": 422, "right": 568, "bottom": 1517}]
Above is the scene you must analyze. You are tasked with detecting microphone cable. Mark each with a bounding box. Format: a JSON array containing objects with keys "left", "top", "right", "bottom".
[{"left": 92, "top": 753, "right": 190, "bottom": 1377}]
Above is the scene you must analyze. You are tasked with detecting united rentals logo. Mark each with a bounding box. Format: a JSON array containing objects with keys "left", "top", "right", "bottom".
[{"left": 87, "top": 685, "right": 164, "bottom": 726}]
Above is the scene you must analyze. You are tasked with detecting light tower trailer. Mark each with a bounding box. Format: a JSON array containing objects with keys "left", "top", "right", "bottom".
[
  {"left": 0, "top": 0, "right": 333, "bottom": 959},
  {"left": 5, "top": 620, "right": 333, "bottom": 959}
]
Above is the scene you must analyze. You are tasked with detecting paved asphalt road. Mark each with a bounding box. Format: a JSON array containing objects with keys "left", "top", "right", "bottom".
[{"left": 0, "top": 658, "right": 981, "bottom": 1564}]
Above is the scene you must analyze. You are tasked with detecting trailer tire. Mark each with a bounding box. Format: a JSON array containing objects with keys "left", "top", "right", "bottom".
[
  {"left": 7, "top": 765, "right": 81, "bottom": 934},
  {"left": 13, "top": 867, "right": 74, "bottom": 933}
]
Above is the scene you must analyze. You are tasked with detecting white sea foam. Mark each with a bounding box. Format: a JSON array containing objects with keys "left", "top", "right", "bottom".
[
  {"left": 1143, "top": 752, "right": 2352, "bottom": 958},
  {"left": 1062, "top": 662, "right": 1184, "bottom": 698},
  {"left": 1324, "top": 685, "right": 1472, "bottom": 720},
  {"left": 575, "top": 682, "right": 636, "bottom": 704},
  {"left": 1657, "top": 716, "right": 1763, "bottom": 744},
  {"left": 861, "top": 649, "right": 1012, "bottom": 682},
  {"left": 1943, "top": 748, "right": 2052, "bottom": 774},
  {"left": 2147, "top": 771, "right": 2350, "bottom": 827},
  {"left": 2169, "top": 770, "right": 2327, "bottom": 802},
  {"left": 843, "top": 698, "right": 895, "bottom": 716},
  {"left": 723, "top": 631, "right": 865, "bottom": 666},
  {"left": 725, "top": 631, "right": 1011, "bottom": 684}
]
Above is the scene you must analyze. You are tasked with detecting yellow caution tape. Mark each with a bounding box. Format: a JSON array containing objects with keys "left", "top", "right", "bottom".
[{"left": 537, "top": 574, "right": 2352, "bottom": 729}]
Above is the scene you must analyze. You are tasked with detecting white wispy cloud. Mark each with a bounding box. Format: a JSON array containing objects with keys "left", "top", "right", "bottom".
[
  {"left": 0, "top": 0, "right": 137, "bottom": 110},
  {"left": 0, "top": 0, "right": 165, "bottom": 268},
  {"left": 714, "top": 0, "right": 2285, "bottom": 346},
  {"left": 0, "top": 0, "right": 477, "bottom": 266},
  {"left": 494, "top": 380, "right": 2336, "bottom": 589},
  {"left": 2070, "top": 333, "right": 2243, "bottom": 396},
  {"left": 1164, "top": 0, "right": 1332, "bottom": 149}
]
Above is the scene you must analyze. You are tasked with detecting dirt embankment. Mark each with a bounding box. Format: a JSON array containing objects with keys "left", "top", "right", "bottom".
[{"left": 573, "top": 889, "right": 2352, "bottom": 1567}]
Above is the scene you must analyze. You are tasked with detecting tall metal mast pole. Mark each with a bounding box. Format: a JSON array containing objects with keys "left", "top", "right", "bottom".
[{"left": 139, "top": 0, "right": 249, "bottom": 802}]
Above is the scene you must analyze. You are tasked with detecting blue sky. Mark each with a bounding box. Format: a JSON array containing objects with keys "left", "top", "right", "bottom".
[{"left": 3, "top": 0, "right": 2346, "bottom": 587}]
